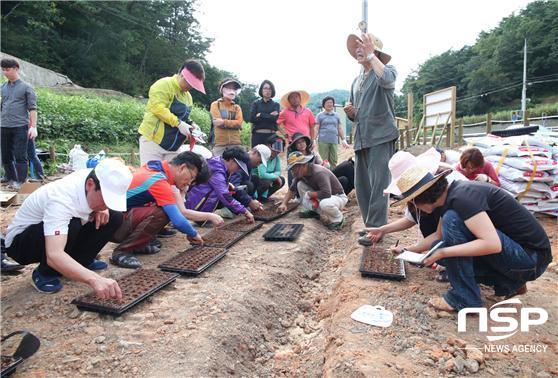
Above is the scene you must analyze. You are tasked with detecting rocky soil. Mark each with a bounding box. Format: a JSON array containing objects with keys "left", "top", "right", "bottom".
[{"left": 1, "top": 149, "right": 557, "bottom": 377}]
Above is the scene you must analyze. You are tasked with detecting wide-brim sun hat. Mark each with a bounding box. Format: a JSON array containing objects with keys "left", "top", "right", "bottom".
[
  {"left": 384, "top": 148, "right": 441, "bottom": 196},
  {"left": 390, "top": 166, "right": 451, "bottom": 207},
  {"left": 181, "top": 67, "right": 206, "bottom": 94},
  {"left": 280, "top": 90, "right": 310, "bottom": 109},
  {"left": 346, "top": 33, "right": 392, "bottom": 65},
  {"left": 287, "top": 151, "right": 314, "bottom": 171},
  {"left": 290, "top": 132, "right": 312, "bottom": 149},
  {"left": 94, "top": 158, "right": 133, "bottom": 211}
]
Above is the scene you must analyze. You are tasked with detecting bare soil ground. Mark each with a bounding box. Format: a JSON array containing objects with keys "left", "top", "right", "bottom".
[{"left": 1, "top": 149, "right": 557, "bottom": 377}]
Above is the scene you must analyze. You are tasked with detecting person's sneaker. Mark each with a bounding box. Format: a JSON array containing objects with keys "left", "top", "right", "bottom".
[
  {"left": 505, "top": 284, "right": 528, "bottom": 299},
  {"left": 327, "top": 217, "right": 345, "bottom": 231},
  {"left": 357, "top": 235, "right": 373, "bottom": 246},
  {"left": 31, "top": 268, "right": 62, "bottom": 294},
  {"left": 1, "top": 253, "right": 23, "bottom": 273},
  {"left": 157, "top": 227, "right": 176, "bottom": 238},
  {"left": 150, "top": 239, "right": 162, "bottom": 249},
  {"left": 0, "top": 176, "right": 9, "bottom": 184},
  {"left": 132, "top": 244, "right": 160, "bottom": 255},
  {"left": 298, "top": 210, "right": 320, "bottom": 219},
  {"left": 87, "top": 259, "right": 108, "bottom": 271}
]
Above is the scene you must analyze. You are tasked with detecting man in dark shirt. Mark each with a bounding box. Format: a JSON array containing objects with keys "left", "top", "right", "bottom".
[
  {"left": 392, "top": 166, "right": 552, "bottom": 312},
  {"left": 1, "top": 58, "right": 37, "bottom": 189},
  {"left": 278, "top": 152, "right": 347, "bottom": 230}
]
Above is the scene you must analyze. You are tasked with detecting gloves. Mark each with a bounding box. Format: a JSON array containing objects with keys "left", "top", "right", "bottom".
[
  {"left": 177, "top": 121, "right": 192, "bottom": 137},
  {"left": 28, "top": 127, "right": 38, "bottom": 139},
  {"left": 475, "top": 173, "right": 489, "bottom": 183}
]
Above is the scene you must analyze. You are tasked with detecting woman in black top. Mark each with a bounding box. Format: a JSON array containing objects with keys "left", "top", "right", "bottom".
[{"left": 249, "top": 80, "right": 281, "bottom": 147}]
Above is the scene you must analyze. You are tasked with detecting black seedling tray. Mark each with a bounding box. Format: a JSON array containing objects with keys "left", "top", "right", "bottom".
[
  {"left": 253, "top": 201, "right": 299, "bottom": 222},
  {"left": 491, "top": 125, "right": 539, "bottom": 137},
  {"left": 72, "top": 269, "right": 178, "bottom": 316},
  {"left": 201, "top": 229, "right": 246, "bottom": 248},
  {"left": 263, "top": 224, "right": 304, "bottom": 241},
  {"left": 1, "top": 355, "right": 23, "bottom": 377},
  {"left": 219, "top": 219, "right": 264, "bottom": 234},
  {"left": 359, "top": 247, "right": 406, "bottom": 281},
  {"left": 158, "top": 246, "right": 228, "bottom": 275}
]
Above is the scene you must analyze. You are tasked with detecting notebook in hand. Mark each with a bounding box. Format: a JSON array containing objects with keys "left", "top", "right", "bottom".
[{"left": 395, "top": 241, "right": 444, "bottom": 266}]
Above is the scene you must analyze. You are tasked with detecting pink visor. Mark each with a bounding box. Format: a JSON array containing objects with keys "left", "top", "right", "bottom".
[{"left": 181, "top": 68, "right": 205, "bottom": 94}]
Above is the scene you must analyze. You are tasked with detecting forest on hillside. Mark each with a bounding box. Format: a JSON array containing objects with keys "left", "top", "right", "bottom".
[
  {"left": 1, "top": 1, "right": 556, "bottom": 120},
  {"left": 400, "top": 0, "right": 558, "bottom": 119}
]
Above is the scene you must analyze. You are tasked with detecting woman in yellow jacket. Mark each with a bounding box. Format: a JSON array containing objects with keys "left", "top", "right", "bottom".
[
  {"left": 210, "top": 78, "right": 244, "bottom": 156},
  {"left": 138, "top": 60, "right": 206, "bottom": 165}
]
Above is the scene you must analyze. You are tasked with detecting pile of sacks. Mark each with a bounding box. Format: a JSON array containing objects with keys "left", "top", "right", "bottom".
[{"left": 464, "top": 127, "right": 558, "bottom": 217}]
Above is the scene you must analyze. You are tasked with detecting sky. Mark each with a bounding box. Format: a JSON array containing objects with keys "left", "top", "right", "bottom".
[{"left": 195, "top": 0, "right": 534, "bottom": 96}]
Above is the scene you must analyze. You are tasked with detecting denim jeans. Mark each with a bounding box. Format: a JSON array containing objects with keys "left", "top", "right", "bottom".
[
  {"left": 27, "top": 138, "right": 45, "bottom": 178},
  {"left": 436, "top": 210, "right": 547, "bottom": 310}
]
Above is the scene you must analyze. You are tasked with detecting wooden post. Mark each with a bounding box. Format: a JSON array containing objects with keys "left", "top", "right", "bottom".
[
  {"left": 49, "top": 145, "right": 56, "bottom": 161},
  {"left": 457, "top": 119, "right": 463, "bottom": 147},
  {"left": 129, "top": 148, "right": 137, "bottom": 166},
  {"left": 486, "top": 113, "right": 492, "bottom": 135},
  {"left": 407, "top": 93, "right": 414, "bottom": 147},
  {"left": 524, "top": 110, "right": 530, "bottom": 126}
]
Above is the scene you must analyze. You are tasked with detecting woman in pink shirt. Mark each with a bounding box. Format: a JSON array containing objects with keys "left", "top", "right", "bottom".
[
  {"left": 277, "top": 90, "right": 316, "bottom": 148},
  {"left": 456, "top": 147, "right": 500, "bottom": 186}
]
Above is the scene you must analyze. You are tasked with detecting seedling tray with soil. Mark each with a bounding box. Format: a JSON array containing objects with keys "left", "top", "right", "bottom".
[
  {"left": 263, "top": 224, "right": 304, "bottom": 241},
  {"left": 72, "top": 269, "right": 179, "bottom": 316},
  {"left": 219, "top": 219, "right": 264, "bottom": 234},
  {"left": 1, "top": 355, "right": 23, "bottom": 376},
  {"left": 201, "top": 229, "right": 246, "bottom": 248},
  {"left": 158, "top": 246, "right": 228, "bottom": 275},
  {"left": 360, "top": 246, "right": 406, "bottom": 281},
  {"left": 253, "top": 201, "right": 299, "bottom": 222}
]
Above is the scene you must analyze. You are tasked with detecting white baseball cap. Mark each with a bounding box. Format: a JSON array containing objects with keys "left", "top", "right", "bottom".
[
  {"left": 253, "top": 144, "right": 271, "bottom": 167},
  {"left": 94, "top": 158, "right": 133, "bottom": 211}
]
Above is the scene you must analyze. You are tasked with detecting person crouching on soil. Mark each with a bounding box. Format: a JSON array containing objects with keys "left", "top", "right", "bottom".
[
  {"left": 3, "top": 159, "right": 132, "bottom": 296},
  {"left": 185, "top": 146, "right": 255, "bottom": 224},
  {"left": 278, "top": 152, "right": 347, "bottom": 230},
  {"left": 110, "top": 152, "right": 207, "bottom": 269},
  {"left": 391, "top": 166, "right": 552, "bottom": 312},
  {"left": 250, "top": 134, "right": 286, "bottom": 202}
]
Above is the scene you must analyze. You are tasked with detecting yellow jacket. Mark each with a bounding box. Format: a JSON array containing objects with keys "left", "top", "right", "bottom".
[{"left": 138, "top": 75, "right": 193, "bottom": 151}]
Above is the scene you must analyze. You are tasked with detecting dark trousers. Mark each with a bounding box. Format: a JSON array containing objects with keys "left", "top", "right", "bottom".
[
  {"left": 436, "top": 210, "right": 550, "bottom": 310},
  {"left": 111, "top": 206, "right": 169, "bottom": 254},
  {"left": 27, "top": 139, "right": 45, "bottom": 178},
  {"left": 251, "top": 131, "right": 275, "bottom": 148},
  {"left": 251, "top": 175, "right": 285, "bottom": 200},
  {"left": 1, "top": 126, "right": 28, "bottom": 182},
  {"left": 7, "top": 211, "right": 123, "bottom": 276}
]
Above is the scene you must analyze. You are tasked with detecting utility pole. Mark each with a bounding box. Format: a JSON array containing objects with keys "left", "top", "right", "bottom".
[
  {"left": 359, "top": 0, "right": 368, "bottom": 33},
  {"left": 521, "top": 38, "right": 527, "bottom": 122}
]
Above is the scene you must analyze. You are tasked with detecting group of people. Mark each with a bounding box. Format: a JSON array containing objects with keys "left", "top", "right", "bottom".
[{"left": 1, "top": 31, "right": 552, "bottom": 315}]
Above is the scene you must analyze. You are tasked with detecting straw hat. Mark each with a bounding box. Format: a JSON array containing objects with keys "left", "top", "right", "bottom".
[
  {"left": 280, "top": 90, "right": 310, "bottom": 109},
  {"left": 287, "top": 151, "right": 314, "bottom": 170},
  {"left": 346, "top": 33, "right": 392, "bottom": 65},
  {"left": 384, "top": 148, "right": 441, "bottom": 195},
  {"left": 390, "top": 166, "right": 451, "bottom": 207}
]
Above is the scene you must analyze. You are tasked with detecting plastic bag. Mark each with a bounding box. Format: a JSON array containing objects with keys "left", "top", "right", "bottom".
[
  {"left": 350, "top": 305, "right": 393, "bottom": 328},
  {"left": 68, "top": 145, "right": 89, "bottom": 171}
]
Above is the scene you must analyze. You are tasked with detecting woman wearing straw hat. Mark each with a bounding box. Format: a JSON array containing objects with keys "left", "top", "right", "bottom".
[
  {"left": 391, "top": 166, "right": 551, "bottom": 312},
  {"left": 343, "top": 33, "right": 398, "bottom": 231}
]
